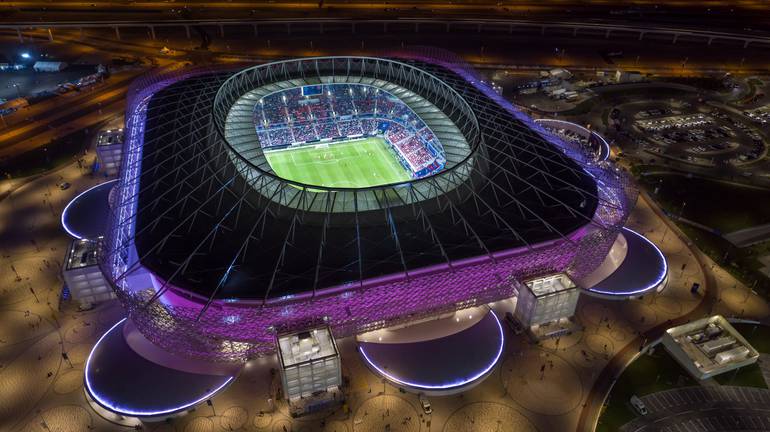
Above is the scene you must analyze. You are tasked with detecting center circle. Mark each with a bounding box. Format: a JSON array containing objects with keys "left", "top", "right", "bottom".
[{"left": 215, "top": 57, "right": 480, "bottom": 213}]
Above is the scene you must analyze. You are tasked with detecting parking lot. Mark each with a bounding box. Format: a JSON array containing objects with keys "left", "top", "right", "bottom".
[
  {"left": 629, "top": 106, "right": 766, "bottom": 167},
  {"left": 745, "top": 103, "right": 770, "bottom": 124},
  {"left": 621, "top": 386, "right": 770, "bottom": 432}
]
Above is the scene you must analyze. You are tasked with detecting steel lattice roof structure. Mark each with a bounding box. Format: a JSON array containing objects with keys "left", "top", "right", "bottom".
[{"left": 100, "top": 53, "right": 636, "bottom": 361}]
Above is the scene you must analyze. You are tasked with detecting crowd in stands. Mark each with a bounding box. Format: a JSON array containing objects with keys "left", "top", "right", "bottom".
[{"left": 254, "top": 84, "right": 444, "bottom": 173}]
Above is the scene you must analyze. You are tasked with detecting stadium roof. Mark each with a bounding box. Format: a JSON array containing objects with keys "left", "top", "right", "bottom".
[{"left": 130, "top": 57, "right": 602, "bottom": 302}]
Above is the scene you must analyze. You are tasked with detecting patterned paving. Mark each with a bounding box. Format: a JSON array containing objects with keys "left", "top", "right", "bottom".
[{"left": 1, "top": 107, "right": 768, "bottom": 432}]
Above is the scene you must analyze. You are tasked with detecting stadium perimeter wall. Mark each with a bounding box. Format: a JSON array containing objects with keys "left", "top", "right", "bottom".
[{"left": 100, "top": 55, "right": 635, "bottom": 362}]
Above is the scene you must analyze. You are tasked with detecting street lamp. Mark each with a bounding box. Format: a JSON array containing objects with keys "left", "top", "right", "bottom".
[{"left": 10, "top": 82, "right": 21, "bottom": 99}]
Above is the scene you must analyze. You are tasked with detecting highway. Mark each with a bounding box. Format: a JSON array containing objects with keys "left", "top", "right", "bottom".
[
  {"left": 0, "top": 1, "right": 768, "bottom": 34},
  {"left": 0, "top": 68, "right": 149, "bottom": 158},
  {"left": 3, "top": 17, "right": 770, "bottom": 47},
  {"left": 1, "top": 11, "right": 768, "bottom": 160}
]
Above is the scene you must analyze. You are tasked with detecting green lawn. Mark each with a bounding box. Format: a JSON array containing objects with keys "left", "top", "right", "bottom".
[
  {"left": 713, "top": 363, "right": 767, "bottom": 389},
  {"left": 640, "top": 173, "right": 770, "bottom": 233},
  {"left": 597, "top": 348, "right": 697, "bottom": 432},
  {"left": 733, "top": 323, "right": 770, "bottom": 353},
  {"left": 633, "top": 169, "right": 770, "bottom": 300},
  {"left": 264, "top": 137, "right": 410, "bottom": 188},
  {"left": 598, "top": 325, "right": 770, "bottom": 432}
]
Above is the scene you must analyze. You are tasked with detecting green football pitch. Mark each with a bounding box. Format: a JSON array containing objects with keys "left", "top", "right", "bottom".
[{"left": 263, "top": 137, "right": 411, "bottom": 188}]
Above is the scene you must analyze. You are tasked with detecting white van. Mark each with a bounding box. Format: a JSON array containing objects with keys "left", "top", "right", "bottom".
[{"left": 630, "top": 395, "right": 648, "bottom": 416}]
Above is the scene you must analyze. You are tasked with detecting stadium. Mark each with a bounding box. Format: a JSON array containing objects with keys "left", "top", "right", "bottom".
[{"left": 82, "top": 52, "right": 643, "bottom": 417}]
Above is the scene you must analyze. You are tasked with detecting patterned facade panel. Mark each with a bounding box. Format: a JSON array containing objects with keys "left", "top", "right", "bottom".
[{"left": 118, "top": 236, "right": 576, "bottom": 362}]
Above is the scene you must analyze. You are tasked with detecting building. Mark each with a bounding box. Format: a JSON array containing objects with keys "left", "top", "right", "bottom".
[
  {"left": 84, "top": 53, "right": 637, "bottom": 419},
  {"left": 549, "top": 67, "right": 573, "bottom": 80},
  {"left": 33, "top": 61, "right": 67, "bottom": 72},
  {"left": 663, "top": 315, "right": 760, "bottom": 380},
  {"left": 95, "top": 129, "right": 124, "bottom": 176},
  {"left": 535, "top": 119, "right": 611, "bottom": 163},
  {"left": 62, "top": 239, "right": 115, "bottom": 307},
  {"left": 615, "top": 70, "right": 644, "bottom": 83},
  {"left": 277, "top": 327, "right": 342, "bottom": 416},
  {"left": 514, "top": 273, "right": 579, "bottom": 328}
]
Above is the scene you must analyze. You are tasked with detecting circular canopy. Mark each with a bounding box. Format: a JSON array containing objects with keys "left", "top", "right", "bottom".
[
  {"left": 61, "top": 180, "right": 116, "bottom": 239},
  {"left": 358, "top": 311, "right": 504, "bottom": 392},
  {"left": 85, "top": 319, "right": 234, "bottom": 418},
  {"left": 585, "top": 227, "right": 668, "bottom": 298}
]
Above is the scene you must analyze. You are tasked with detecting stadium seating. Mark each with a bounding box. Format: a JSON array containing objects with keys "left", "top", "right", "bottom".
[{"left": 254, "top": 84, "right": 444, "bottom": 174}]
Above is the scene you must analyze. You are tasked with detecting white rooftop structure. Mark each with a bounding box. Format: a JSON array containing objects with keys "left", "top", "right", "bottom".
[
  {"left": 549, "top": 68, "right": 573, "bottom": 80},
  {"left": 277, "top": 326, "right": 342, "bottom": 416},
  {"left": 33, "top": 61, "right": 67, "bottom": 72},
  {"left": 527, "top": 273, "right": 576, "bottom": 297},
  {"left": 663, "top": 315, "right": 759, "bottom": 380},
  {"left": 63, "top": 239, "right": 115, "bottom": 307},
  {"left": 278, "top": 327, "right": 338, "bottom": 368},
  {"left": 515, "top": 273, "right": 579, "bottom": 327},
  {"left": 96, "top": 129, "right": 124, "bottom": 176}
]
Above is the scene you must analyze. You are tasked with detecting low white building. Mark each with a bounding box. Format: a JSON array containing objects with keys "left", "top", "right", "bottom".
[
  {"left": 549, "top": 68, "right": 573, "bottom": 80},
  {"left": 663, "top": 315, "right": 759, "bottom": 380},
  {"left": 33, "top": 61, "right": 68, "bottom": 72},
  {"left": 62, "top": 239, "right": 115, "bottom": 307},
  {"left": 615, "top": 70, "right": 644, "bottom": 83}
]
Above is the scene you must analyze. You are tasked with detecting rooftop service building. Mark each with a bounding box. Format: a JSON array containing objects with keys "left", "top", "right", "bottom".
[{"left": 663, "top": 315, "right": 759, "bottom": 380}]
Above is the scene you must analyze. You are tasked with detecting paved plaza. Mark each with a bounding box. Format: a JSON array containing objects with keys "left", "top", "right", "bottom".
[{"left": 0, "top": 154, "right": 769, "bottom": 432}]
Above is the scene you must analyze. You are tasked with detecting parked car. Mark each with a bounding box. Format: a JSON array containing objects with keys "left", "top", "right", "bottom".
[
  {"left": 419, "top": 395, "right": 432, "bottom": 415},
  {"left": 630, "top": 395, "right": 648, "bottom": 416},
  {"left": 58, "top": 182, "right": 71, "bottom": 190}
]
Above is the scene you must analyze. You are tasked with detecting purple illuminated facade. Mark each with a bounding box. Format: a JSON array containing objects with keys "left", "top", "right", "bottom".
[{"left": 99, "top": 54, "right": 636, "bottom": 362}]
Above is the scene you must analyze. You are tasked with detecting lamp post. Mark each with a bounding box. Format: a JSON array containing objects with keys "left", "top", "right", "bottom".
[{"left": 9, "top": 82, "right": 21, "bottom": 99}]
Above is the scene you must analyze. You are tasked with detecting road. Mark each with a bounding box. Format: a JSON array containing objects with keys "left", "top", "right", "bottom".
[
  {"left": 577, "top": 189, "right": 720, "bottom": 432},
  {"left": 1, "top": 1, "right": 769, "bottom": 34},
  {"left": 0, "top": 68, "right": 147, "bottom": 158}
]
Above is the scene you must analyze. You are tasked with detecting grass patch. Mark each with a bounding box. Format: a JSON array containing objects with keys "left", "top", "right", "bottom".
[
  {"left": 596, "top": 348, "right": 697, "bottom": 432},
  {"left": 713, "top": 363, "right": 767, "bottom": 389},
  {"left": 0, "top": 128, "right": 91, "bottom": 179},
  {"left": 264, "top": 137, "right": 411, "bottom": 189},
  {"left": 661, "top": 76, "right": 728, "bottom": 92},
  {"left": 634, "top": 170, "right": 770, "bottom": 301},
  {"left": 733, "top": 323, "right": 770, "bottom": 353},
  {"left": 639, "top": 174, "right": 770, "bottom": 233},
  {"left": 599, "top": 324, "right": 770, "bottom": 431}
]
